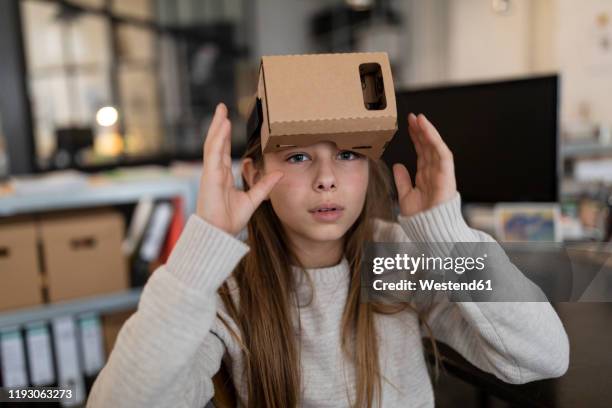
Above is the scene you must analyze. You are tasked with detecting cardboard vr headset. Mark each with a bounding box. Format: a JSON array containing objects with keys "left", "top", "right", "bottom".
[{"left": 247, "top": 52, "right": 398, "bottom": 159}]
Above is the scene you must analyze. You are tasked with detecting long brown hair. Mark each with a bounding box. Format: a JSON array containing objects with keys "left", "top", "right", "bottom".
[{"left": 217, "top": 133, "right": 440, "bottom": 408}]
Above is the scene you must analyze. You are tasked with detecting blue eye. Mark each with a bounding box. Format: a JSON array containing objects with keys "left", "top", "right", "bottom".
[
  {"left": 287, "top": 153, "right": 310, "bottom": 163},
  {"left": 337, "top": 150, "right": 362, "bottom": 160}
]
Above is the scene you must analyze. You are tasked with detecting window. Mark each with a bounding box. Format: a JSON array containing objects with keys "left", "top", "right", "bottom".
[{"left": 20, "top": 0, "right": 252, "bottom": 171}]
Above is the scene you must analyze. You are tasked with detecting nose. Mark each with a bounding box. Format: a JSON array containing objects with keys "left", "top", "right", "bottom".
[{"left": 313, "top": 160, "right": 337, "bottom": 192}]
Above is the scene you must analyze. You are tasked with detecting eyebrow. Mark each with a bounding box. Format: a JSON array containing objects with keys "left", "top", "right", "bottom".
[
  {"left": 278, "top": 147, "right": 310, "bottom": 155},
  {"left": 275, "top": 144, "right": 351, "bottom": 157}
]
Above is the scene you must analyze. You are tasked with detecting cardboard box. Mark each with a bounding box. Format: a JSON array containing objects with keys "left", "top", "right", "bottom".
[
  {"left": 39, "top": 209, "right": 129, "bottom": 302},
  {"left": 101, "top": 309, "right": 135, "bottom": 356},
  {"left": 0, "top": 218, "right": 44, "bottom": 311},
  {"left": 250, "top": 52, "right": 398, "bottom": 159}
]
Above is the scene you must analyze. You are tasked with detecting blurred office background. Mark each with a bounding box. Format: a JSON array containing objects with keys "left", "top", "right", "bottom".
[
  {"left": 0, "top": 0, "right": 611, "bottom": 407},
  {"left": 1, "top": 0, "right": 611, "bottom": 238}
]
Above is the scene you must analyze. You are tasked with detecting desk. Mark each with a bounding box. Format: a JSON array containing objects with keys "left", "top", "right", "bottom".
[{"left": 426, "top": 303, "right": 612, "bottom": 408}]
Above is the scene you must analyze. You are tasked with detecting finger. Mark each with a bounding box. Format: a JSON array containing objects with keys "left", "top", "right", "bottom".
[
  {"left": 409, "top": 114, "right": 430, "bottom": 172},
  {"left": 413, "top": 114, "right": 436, "bottom": 163},
  {"left": 210, "top": 103, "right": 227, "bottom": 136},
  {"left": 408, "top": 113, "right": 429, "bottom": 172},
  {"left": 205, "top": 118, "right": 231, "bottom": 170},
  {"left": 409, "top": 113, "right": 427, "bottom": 145},
  {"left": 407, "top": 113, "right": 424, "bottom": 156},
  {"left": 392, "top": 163, "right": 413, "bottom": 199},
  {"left": 417, "top": 114, "right": 452, "bottom": 162},
  {"left": 204, "top": 103, "right": 228, "bottom": 152},
  {"left": 223, "top": 117, "right": 232, "bottom": 168},
  {"left": 246, "top": 171, "right": 284, "bottom": 208}
]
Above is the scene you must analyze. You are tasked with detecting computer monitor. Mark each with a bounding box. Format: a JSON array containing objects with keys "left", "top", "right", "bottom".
[{"left": 382, "top": 75, "right": 559, "bottom": 204}]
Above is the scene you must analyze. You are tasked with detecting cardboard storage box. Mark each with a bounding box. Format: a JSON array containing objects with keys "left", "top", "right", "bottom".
[
  {"left": 102, "top": 309, "right": 135, "bottom": 356},
  {"left": 39, "top": 209, "right": 129, "bottom": 302},
  {"left": 250, "top": 52, "right": 398, "bottom": 159},
  {"left": 0, "top": 218, "right": 44, "bottom": 311}
]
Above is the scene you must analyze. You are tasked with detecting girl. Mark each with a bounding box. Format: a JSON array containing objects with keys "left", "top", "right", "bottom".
[{"left": 88, "top": 103, "right": 569, "bottom": 408}]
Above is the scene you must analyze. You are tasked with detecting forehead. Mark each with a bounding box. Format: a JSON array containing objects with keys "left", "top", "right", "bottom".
[{"left": 270, "top": 141, "right": 339, "bottom": 155}]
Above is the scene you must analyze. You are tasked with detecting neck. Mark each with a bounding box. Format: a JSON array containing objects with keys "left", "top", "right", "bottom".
[{"left": 288, "top": 234, "right": 344, "bottom": 269}]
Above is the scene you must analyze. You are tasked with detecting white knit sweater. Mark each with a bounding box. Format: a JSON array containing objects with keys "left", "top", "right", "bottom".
[{"left": 87, "top": 192, "right": 569, "bottom": 407}]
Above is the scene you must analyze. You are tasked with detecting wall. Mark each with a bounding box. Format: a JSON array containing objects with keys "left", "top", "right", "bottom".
[
  {"left": 254, "top": 0, "right": 330, "bottom": 58},
  {"left": 555, "top": 0, "right": 612, "bottom": 127},
  {"left": 447, "top": 0, "right": 532, "bottom": 82},
  {"left": 398, "top": 0, "right": 450, "bottom": 87},
  {"left": 250, "top": 0, "right": 612, "bottom": 131},
  {"left": 404, "top": 0, "right": 612, "bottom": 130}
]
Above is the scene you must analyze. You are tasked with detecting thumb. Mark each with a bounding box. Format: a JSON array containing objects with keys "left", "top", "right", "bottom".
[
  {"left": 393, "top": 163, "right": 413, "bottom": 199},
  {"left": 246, "top": 171, "right": 284, "bottom": 208}
]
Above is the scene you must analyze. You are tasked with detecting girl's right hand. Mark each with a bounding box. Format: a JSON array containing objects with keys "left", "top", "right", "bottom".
[{"left": 196, "top": 103, "right": 284, "bottom": 236}]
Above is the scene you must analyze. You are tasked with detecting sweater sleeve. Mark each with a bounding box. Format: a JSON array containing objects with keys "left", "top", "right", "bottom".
[
  {"left": 396, "top": 192, "right": 570, "bottom": 384},
  {"left": 87, "top": 214, "right": 250, "bottom": 408}
]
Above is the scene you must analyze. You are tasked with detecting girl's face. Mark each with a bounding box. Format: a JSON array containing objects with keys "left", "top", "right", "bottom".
[{"left": 259, "top": 142, "right": 369, "bottom": 244}]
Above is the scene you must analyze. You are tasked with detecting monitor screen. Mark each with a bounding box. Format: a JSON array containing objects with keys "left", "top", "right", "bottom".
[{"left": 382, "top": 75, "right": 559, "bottom": 204}]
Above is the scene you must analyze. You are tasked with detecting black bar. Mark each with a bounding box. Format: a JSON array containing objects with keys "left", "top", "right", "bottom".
[{"left": 0, "top": 0, "right": 36, "bottom": 175}]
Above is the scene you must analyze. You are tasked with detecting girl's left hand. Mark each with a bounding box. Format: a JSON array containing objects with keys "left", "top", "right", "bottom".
[{"left": 392, "top": 113, "right": 458, "bottom": 218}]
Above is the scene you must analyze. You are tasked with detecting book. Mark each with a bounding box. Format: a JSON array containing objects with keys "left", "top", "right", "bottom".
[
  {"left": 0, "top": 327, "right": 28, "bottom": 387},
  {"left": 25, "top": 322, "right": 55, "bottom": 386},
  {"left": 52, "top": 317, "right": 86, "bottom": 406}
]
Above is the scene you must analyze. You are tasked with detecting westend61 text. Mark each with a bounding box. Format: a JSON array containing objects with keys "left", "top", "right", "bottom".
[{"left": 373, "top": 279, "right": 493, "bottom": 292}]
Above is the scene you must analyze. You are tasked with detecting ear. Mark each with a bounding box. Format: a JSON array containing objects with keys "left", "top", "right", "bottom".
[{"left": 241, "top": 157, "right": 260, "bottom": 190}]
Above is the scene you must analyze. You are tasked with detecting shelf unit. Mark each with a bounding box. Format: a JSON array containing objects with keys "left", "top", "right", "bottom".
[
  {"left": 561, "top": 142, "right": 612, "bottom": 159},
  {"left": 0, "top": 289, "right": 142, "bottom": 330},
  {"left": 0, "top": 175, "right": 198, "bottom": 218},
  {"left": 0, "top": 171, "right": 201, "bottom": 329}
]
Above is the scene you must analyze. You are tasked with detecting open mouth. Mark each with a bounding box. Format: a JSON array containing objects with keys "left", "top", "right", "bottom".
[
  {"left": 308, "top": 204, "right": 345, "bottom": 221},
  {"left": 313, "top": 207, "right": 339, "bottom": 212},
  {"left": 309, "top": 204, "right": 345, "bottom": 213}
]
